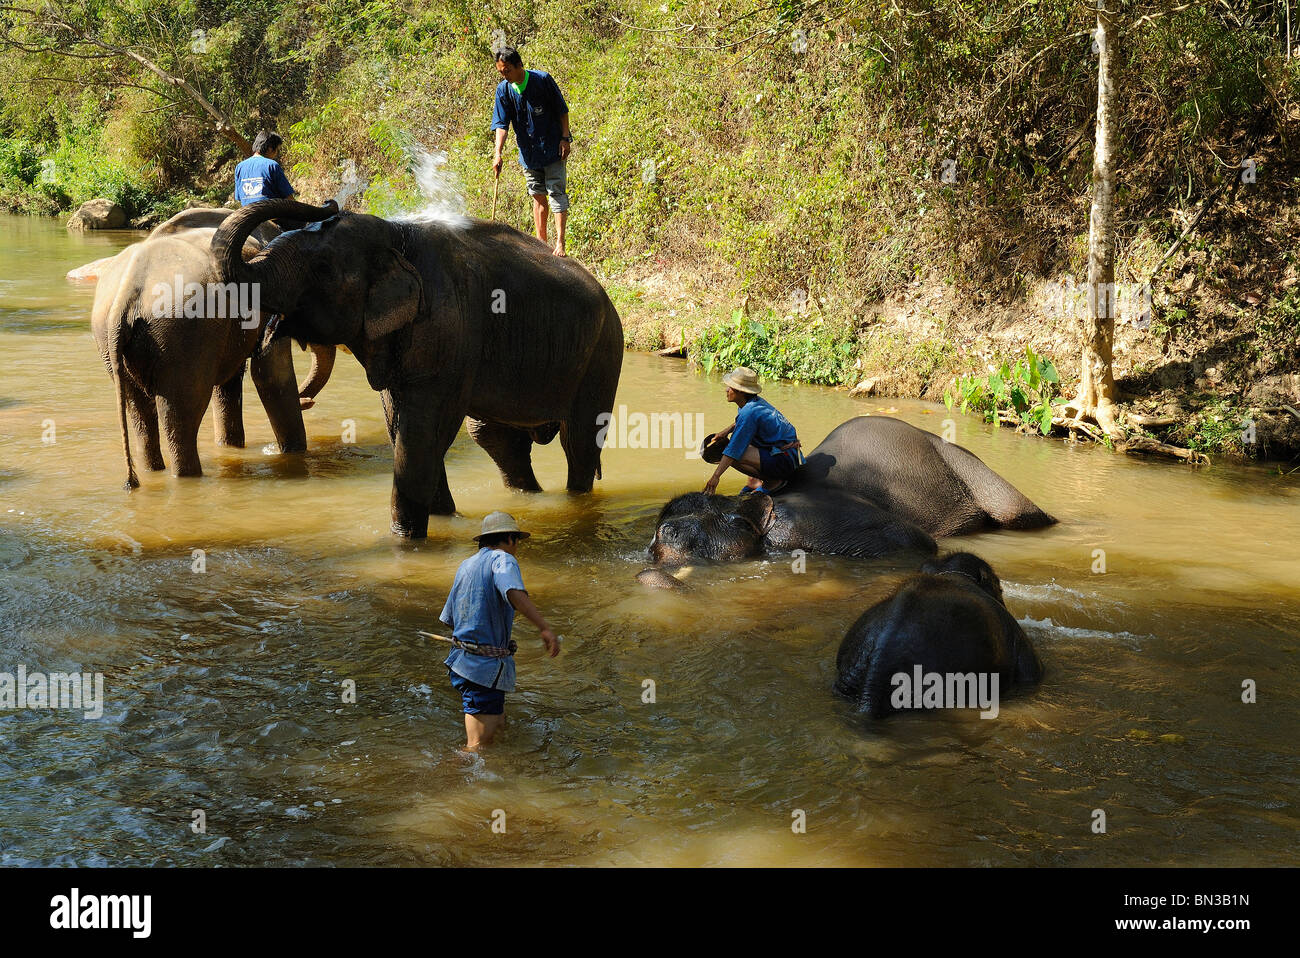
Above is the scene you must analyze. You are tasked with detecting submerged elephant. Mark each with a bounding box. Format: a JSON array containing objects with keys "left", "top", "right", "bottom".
[
  {"left": 785, "top": 415, "right": 1055, "bottom": 537},
  {"left": 210, "top": 199, "right": 624, "bottom": 537},
  {"left": 833, "top": 552, "right": 1044, "bottom": 718},
  {"left": 637, "top": 489, "right": 937, "bottom": 588},
  {"left": 87, "top": 207, "right": 337, "bottom": 485},
  {"left": 642, "top": 415, "right": 1055, "bottom": 586}
]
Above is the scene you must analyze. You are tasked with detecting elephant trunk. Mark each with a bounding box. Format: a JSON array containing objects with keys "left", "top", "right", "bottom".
[
  {"left": 299, "top": 343, "right": 337, "bottom": 407},
  {"left": 210, "top": 199, "right": 336, "bottom": 315}
]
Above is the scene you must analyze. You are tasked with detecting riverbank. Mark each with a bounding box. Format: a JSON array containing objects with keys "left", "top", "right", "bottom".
[{"left": 4, "top": 3, "right": 1294, "bottom": 461}]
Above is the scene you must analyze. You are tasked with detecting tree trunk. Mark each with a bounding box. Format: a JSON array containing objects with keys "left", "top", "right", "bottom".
[{"left": 1066, "top": 0, "right": 1120, "bottom": 435}]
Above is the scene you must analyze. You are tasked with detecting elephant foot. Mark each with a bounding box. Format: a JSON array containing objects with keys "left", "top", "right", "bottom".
[{"left": 390, "top": 519, "right": 428, "bottom": 539}]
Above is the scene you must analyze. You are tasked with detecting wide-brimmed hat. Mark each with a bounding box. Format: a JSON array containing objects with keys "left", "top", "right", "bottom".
[
  {"left": 474, "top": 511, "right": 530, "bottom": 541},
  {"left": 722, "top": 367, "right": 762, "bottom": 394}
]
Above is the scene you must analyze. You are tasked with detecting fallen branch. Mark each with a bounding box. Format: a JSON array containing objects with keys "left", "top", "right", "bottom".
[{"left": 1115, "top": 433, "right": 1209, "bottom": 464}]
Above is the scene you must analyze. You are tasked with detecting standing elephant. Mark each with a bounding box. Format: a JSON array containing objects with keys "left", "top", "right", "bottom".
[
  {"left": 88, "top": 207, "right": 337, "bottom": 486},
  {"left": 833, "top": 552, "right": 1044, "bottom": 718},
  {"left": 209, "top": 199, "right": 624, "bottom": 538}
]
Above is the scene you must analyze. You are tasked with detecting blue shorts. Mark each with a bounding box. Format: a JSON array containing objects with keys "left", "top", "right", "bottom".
[
  {"left": 448, "top": 669, "right": 506, "bottom": 715},
  {"left": 758, "top": 446, "right": 800, "bottom": 480}
]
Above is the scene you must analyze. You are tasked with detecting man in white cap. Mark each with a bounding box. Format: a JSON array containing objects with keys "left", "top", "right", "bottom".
[
  {"left": 439, "top": 511, "right": 560, "bottom": 750},
  {"left": 702, "top": 367, "right": 802, "bottom": 495}
]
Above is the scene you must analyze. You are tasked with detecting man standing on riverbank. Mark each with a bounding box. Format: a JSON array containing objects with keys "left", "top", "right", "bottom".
[
  {"left": 490, "top": 46, "right": 573, "bottom": 256},
  {"left": 439, "top": 512, "right": 561, "bottom": 750}
]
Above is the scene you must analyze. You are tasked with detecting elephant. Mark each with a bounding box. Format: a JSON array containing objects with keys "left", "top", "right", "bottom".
[
  {"left": 637, "top": 489, "right": 937, "bottom": 588},
  {"left": 641, "top": 415, "right": 1055, "bottom": 586},
  {"left": 209, "top": 199, "right": 624, "bottom": 538},
  {"left": 781, "top": 415, "right": 1056, "bottom": 537},
  {"left": 833, "top": 552, "right": 1044, "bottom": 719},
  {"left": 87, "top": 207, "right": 337, "bottom": 486}
]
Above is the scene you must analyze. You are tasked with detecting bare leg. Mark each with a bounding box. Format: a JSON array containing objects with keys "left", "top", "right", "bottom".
[
  {"left": 552, "top": 210, "right": 567, "bottom": 257},
  {"left": 531, "top": 194, "right": 548, "bottom": 244},
  {"left": 464, "top": 711, "right": 506, "bottom": 750}
]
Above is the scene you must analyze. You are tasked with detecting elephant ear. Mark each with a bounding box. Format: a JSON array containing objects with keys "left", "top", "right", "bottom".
[
  {"left": 364, "top": 249, "right": 423, "bottom": 341},
  {"left": 362, "top": 249, "right": 424, "bottom": 391},
  {"left": 733, "top": 492, "right": 777, "bottom": 534}
]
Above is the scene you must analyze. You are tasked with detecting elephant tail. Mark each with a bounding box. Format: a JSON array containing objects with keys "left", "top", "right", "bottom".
[{"left": 105, "top": 305, "right": 141, "bottom": 491}]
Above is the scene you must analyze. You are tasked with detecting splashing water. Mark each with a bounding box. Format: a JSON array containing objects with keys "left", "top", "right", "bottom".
[{"left": 393, "top": 145, "right": 470, "bottom": 226}]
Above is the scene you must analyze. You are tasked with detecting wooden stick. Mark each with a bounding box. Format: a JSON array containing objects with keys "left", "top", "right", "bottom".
[{"left": 491, "top": 167, "right": 500, "bottom": 220}]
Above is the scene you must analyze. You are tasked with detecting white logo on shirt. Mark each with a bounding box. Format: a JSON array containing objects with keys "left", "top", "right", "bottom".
[{"left": 241, "top": 178, "right": 264, "bottom": 197}]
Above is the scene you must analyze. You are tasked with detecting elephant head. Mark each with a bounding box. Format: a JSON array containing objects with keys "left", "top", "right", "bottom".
[
  {"left": 918, "top": 552, "right": 1006, "bottom": 605},
  {"left": 646, "top": 492, "right": 777, "bottom": 567},
  {"left": 211, "top": 199, "right": 425, "bottom": 394}
]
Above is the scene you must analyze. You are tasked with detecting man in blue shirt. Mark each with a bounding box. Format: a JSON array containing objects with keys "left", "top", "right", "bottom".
[
  {"left": 490, "top": 46, "right": 573, "bottom": 256},
  {"left": 234, "top": 131, "right": 296, "bottom": 206},
  {"left": 439, "top": 511, "right": 560, "bottom": 750},
  {"left": 703, "top": 367, "right": 803, "bottom": 495}
]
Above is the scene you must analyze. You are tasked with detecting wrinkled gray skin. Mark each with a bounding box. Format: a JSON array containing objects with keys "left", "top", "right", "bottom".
[
  {"left": 833, "top": 552, "right": 1044, "bottom": 718},
  {"left": 642, "top": 416, "right": 1054, "bottom": 587},
  {"left": 210, "top": 199, "right": 624, "bottom": 537},
  {"left": 87, "top": 208, "right": 336, "bottom": 486},
  {"left": 637, "top": 490, "right": 937, "bottom": 589},
  {"left": 786, "top": 416, "right": 1056, "bottom": 537}
]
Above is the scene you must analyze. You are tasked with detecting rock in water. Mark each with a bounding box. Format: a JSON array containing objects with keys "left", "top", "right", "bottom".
[{"left": 67, "top": 198, "right": 127, "bottom": 231}]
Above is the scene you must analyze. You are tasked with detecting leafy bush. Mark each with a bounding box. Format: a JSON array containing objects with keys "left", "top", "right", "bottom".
[
  {"left": 693, "top": 309, "right": 856, "bottom": 386},
  {"left": 945, "top": 346, "right": 1060, "bottom": 435}
]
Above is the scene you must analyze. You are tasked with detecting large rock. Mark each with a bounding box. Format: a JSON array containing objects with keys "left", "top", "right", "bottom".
[{"left": 67, "top": 199, "right": 127, "bottom": 231}]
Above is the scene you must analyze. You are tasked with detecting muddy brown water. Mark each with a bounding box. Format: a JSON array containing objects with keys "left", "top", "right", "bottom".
[{"left": 0, "top": 212, "right": 1297, "bottom": 865}]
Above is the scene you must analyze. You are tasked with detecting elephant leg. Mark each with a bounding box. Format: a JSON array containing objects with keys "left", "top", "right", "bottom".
[
  {"left": 559, "top": 400, "right": 605, "bottom": 493},
  {"left": 466, "top": 417, "right": 542, "bottom": 492},
  {"left": 122, "top": 376, "right": 164, "bottom": 471},
  {"left": 157, "top": 392, "right": 207, "bottom": 478},
  {"left": 388, "top": 386, "right": 463, "bottom": 536},
  {"left": 250, "top": 337, "right": 307, "bottom": 454},
  {"left": 212, "top": 370, "right": 245, "bottom": 448}
]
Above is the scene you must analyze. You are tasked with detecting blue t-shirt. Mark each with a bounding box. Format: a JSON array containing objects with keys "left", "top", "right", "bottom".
[
  {"left": 723, "top": 396, "right": 799, "bottom": 461},
  {"left": 234, "top": 155, "right": 295, "bottom": 205},
  {"left": 491, "top": 70, "right": 569, "bottom": 170},
  {"left": 439, "top": 547, "right": 527, "bottom": 691}
]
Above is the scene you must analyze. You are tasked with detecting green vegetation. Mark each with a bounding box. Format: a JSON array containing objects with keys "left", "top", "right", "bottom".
[
  {"left": 1, "top": 2, "right": 1296, "bottom": 456},
  {"left": 693, "top": 309, "right": 856, "bottom": 386},
  {"left": 945, "top": 347, "right": 1061, "bottom": 437}
]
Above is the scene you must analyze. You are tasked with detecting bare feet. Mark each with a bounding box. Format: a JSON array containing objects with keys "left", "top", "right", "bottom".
[{"left": 552, "top": 244, "right": 566, "bottom": 257}]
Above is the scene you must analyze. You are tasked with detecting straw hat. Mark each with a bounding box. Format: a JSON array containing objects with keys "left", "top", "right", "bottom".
[
  {"left": 474, "top": 511, "right": 530, "bottom": 541},
  {"left": 722, "top": 367, "right": 762, "bottom": 394}
]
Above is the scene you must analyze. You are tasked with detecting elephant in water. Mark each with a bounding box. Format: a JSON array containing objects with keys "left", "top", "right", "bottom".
[
  {"left": 210, "top": 199, "right": 624, "bottom": 538},
  {"left": 86, "top": 207, "right": 337, "bottom": 486},
  {"left": 636, "top": 489, "right": 937, "bottom": 588},
  {"left": 641, "top": 416, "right": 1054, "bottom": 586},
  {"left": 833, "top": 552, "right": 1044, "bottom": 718},
  {"left": 784, "top": 415, "right": 1055, "bottom": 537}
]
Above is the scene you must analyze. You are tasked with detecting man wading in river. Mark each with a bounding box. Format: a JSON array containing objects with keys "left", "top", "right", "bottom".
[
  {"left": 439, "top": 512, "right": 560, "bottom": 750},
  {"left": 490, "top": 46, "right": 573, "bottom": 256},
  {"left": 702, "top": 367, "right": 803, "bottom": 495}
]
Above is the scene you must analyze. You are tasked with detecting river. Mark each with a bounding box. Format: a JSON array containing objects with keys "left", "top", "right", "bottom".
[{"left": 1, "top": 212, "right": 1297, "bottom": 866}]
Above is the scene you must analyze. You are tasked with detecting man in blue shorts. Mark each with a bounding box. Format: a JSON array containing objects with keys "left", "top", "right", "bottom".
[
  {"left": 439, "top": 512, "right": 560, "bottom": 750},
  {"left": 702, "top": 367, "right": 803, "bottom": 495},
  {"left": 490, "top": 46, "right": 573, "bottom": 256}
]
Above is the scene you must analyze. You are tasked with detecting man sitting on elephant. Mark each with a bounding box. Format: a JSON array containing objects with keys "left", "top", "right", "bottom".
[{"left": 703, "top": 367, "right": 803, "bottom": 496}]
